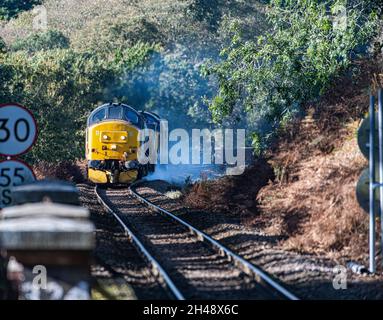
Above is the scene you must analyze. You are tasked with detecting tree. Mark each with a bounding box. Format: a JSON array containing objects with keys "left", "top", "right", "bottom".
[{"left": 204, "top": 0, "right": 380, "bottom": 151}]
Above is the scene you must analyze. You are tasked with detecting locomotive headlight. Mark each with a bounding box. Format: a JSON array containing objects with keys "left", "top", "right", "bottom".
[
  {"left": 111, "top": 144, "right": 117, "bottom": 150},
  {"left": 103, "top": 135, "right": 108, "bottom": 140},
  {"left": 121, "top": 136, "right": 127, "bottom": 140}
]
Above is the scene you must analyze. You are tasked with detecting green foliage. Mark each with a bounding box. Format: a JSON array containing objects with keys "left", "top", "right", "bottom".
[
  {"left": 71, "top": 17, "right": 164, "bottom": 53},
  {"left": 11, "top": 30, "right": 70, "bottom": 53},
  {"left": 0, "top": 37, "right": 6, "bottom": 53},
  {"left": 0, "top": 0, "right": 41, "bottom": 20},
  {"left": 0, "top": 43, "right": 157, "bottom": 163},
  {"left": 251, "top": 132, "right": 263, "bottom": 157},
  {"left": 205, "top": 0, "right": 380, "bottom": 151}
]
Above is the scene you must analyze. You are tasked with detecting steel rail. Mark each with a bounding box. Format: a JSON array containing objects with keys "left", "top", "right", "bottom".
[
  {"left": 130, "top": 181, "right": 299, "bottom": 301},
  {"left": 94, "top": 185, "right": 185, "bottom": 300}
]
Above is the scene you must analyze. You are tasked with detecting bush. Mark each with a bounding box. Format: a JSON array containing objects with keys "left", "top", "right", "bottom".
[
  {"left": 11, "top": 30, "right": 70, "bottom": 53},
  {"left": 204, "top": 0, "right": 380, "bottom": 150},
  {"left": 0, "top": 37, "right": 6, "bottom": 53},
  {"left": 0, "top": 0, "right": 41, "bottom": 20}
]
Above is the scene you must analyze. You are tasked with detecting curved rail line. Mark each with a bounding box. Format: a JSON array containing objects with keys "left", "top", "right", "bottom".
[
  {"left": 129, "top": 181, "right": 299, "bottom": 301},
  {"left": 95, "top": 185, "right": 185, "bottom": 300}
]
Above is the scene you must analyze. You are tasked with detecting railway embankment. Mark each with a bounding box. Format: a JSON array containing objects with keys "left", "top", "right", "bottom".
[{"left": 182, "top": 58, "right": 383, "bottom": 298}]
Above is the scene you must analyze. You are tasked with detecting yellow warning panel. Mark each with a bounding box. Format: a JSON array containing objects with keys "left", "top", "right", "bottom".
[
  {"left": 88, "top": 169, "right": 108, "bottom": 184},
  {"left": 119, "top": 170, "right": 138, "bottom": 183}
]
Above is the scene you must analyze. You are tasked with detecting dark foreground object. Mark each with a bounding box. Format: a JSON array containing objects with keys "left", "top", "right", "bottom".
[{"left": 0, "top": 181, "right": 95, "bottom": 300}]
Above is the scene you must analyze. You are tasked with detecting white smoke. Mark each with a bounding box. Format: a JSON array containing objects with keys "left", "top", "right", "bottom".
[{"left": 145, "top": 164, "right": 226, "bottom": 186}]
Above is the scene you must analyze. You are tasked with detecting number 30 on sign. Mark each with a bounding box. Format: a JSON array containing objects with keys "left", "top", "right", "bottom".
[
  {"left": 0, "top": 104, "right": 38, "bottom": 156},
  {"left": 0, "top": 160, "right": 36, "bottom": 208}
]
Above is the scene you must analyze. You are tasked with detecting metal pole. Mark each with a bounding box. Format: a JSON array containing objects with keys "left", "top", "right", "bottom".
[
  {"left": 369, "top": 94, "right": 376, "bottom": 273},
  {"left": 379, "top": 88, "right": 383, "bottom": 270}
]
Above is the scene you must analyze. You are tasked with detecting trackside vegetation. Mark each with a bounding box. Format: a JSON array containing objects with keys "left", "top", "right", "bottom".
[{"left": 203, "top": 0, "right": 381, "bottom": 153}]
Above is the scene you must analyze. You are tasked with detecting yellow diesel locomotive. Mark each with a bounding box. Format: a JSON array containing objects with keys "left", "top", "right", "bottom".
[{"left": 86, "top": 103, "right": 161, "bottom": 184}]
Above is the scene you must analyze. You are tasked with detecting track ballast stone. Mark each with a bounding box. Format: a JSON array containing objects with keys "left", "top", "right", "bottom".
[
  {"left": 78, "top": 184, "right": 169, "bottom": 300},
  {"left": 98, "top": 187, "right": 279, "bottom": 299}
]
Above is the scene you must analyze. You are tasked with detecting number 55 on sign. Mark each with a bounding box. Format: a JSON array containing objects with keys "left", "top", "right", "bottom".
[{"left": 0, "top": 160, "right": 36, "bottom": 208}]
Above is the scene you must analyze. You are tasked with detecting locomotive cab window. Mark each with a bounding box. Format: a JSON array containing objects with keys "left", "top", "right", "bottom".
[
  {"left": 91, "top": 108, "right": 106, "bottom": 124},
  {"left": 108, "top": 106, "right": 122, "bottom": 119},
  {"left": 88, "top": 104, "right": 143, "bottom": 127},
  {"left": 124, "top": 108, "right": 139, "bottom": 125},
  {"left": 143, "top": 112, "right": 160, "bottom": 131}
]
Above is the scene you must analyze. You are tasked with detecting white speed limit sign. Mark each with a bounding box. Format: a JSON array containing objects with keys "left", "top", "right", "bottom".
[
  {"left": 0, "top": 160, "right": 36, "bottom": 208},
  {"left": 0, "top": 104, "right": 38, "bottom": 156}
]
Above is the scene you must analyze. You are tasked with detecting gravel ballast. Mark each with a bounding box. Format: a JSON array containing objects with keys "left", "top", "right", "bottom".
[{"left": 136, "top": 180, "right": 383, "bottom": 300}]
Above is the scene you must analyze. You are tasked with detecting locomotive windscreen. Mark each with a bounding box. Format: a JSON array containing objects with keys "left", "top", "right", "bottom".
[
  {"left": 88, "top": 104, "right": 143, "bottom": 127},
  {"left": 124, "top": 108, "right": 139, "bottom": 125},
  {"left": 108, "top": 106, "right": 122, "bottom": 119},
  {"left": 91, "top": 108, "right": 106, "bottom": 124}
]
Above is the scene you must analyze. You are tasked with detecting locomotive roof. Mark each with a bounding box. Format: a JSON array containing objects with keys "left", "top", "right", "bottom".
[
  {"left": 88, "top": 103, "right": 139, "bottom": 118},
  {"left": 87, "top": 103, "right": 143, "bottom": 127}
]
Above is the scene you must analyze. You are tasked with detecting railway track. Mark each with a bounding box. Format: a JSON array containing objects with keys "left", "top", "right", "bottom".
[{"left": 95, "top": 182, "right": 299, "bottom": 300}]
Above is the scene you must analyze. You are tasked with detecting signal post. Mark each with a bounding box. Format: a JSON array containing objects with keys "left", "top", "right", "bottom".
[{"left": 357, "top": 89, "right": 383, "bottom": 273}]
